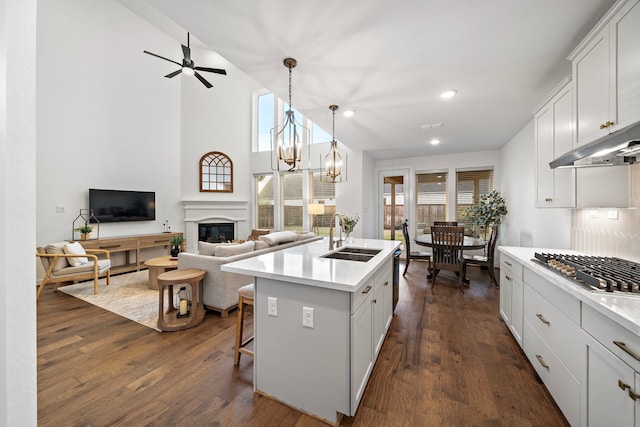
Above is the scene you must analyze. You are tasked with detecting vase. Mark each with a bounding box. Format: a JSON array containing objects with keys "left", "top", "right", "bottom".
[
  {"left": 344, "top": 231, "right": 352, "bottom": 244},
  {"left": 81, "top": 233, "right": 89, "bottom": 241},
  {"left": 170, "top": 247, "right": 180, "bottom": 257}
]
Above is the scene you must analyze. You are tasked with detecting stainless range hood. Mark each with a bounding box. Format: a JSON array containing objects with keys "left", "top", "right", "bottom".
[{"left": 549, "top": 121, "right": 640, "bottom": 168}]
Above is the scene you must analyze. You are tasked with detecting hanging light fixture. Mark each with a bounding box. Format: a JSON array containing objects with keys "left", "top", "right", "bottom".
[
  {"left": 321, "top": 105, "right": 347, "bottom": 183},
  {"left": 271, "top": 58, "right": 310, "bottom": 172}
]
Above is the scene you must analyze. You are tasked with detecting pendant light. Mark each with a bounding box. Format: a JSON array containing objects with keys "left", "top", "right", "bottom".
[
  {"left": 321, "top": 105, "right": 347, "bottom": 183},
  {"left": 271, "top": 58, "right": 310, "bottom": 172}
]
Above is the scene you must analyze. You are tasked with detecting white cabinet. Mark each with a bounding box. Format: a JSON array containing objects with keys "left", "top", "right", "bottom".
[
  {"left": 522, "top": 268, "right": 584, "bottom": 426},
  {"left": 351, "top": 262, "right": 393, "bottom": 412},
  {"left": 499, "top": 253, "right": 523, "bottom": 346},
  {"left": 583, "top": 304, "right": 640, "bottom": 426},
  {"left": 534, "top": 77, "right": 576, "bottom": 208},
  {"left": 570, "top": 0, "right": 640, "bottom": 146}
]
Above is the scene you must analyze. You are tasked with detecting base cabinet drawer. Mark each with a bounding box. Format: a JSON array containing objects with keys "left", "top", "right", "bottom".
[{"left": 524, "top": 321, "right": 580, "bottom": 426}]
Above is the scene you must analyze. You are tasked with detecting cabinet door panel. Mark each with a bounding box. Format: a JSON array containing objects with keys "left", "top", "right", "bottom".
[
  {"left": 535, "top": 106, "right": 554, "bottom": 205},
  {"left": 552, "top": 89, "right": 575, "bottom": 206},
  {"left": 587, "top": 339, "right": 635, "bottom": 427},
  {"left": 574, "top": 28, "right": 610, "bottom": 146},
  {"left": 350, "top": 298, "right": 373, "bottom": 413},
  {"left": 614, "top": 0, "right": 640, "bottom": 129}
]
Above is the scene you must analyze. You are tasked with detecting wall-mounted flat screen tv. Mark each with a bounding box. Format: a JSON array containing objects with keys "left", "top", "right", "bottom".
[{"left": 89, "top": 189, "right": 156, "bottom": 223}]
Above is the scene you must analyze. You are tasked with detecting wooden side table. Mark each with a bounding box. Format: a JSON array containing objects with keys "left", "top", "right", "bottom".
[
  {"left": 157, "top": 268, "right": 206, "bottom": 331},
  {"left": 144, "top": 255, "right": 178, "bottom": 290}
]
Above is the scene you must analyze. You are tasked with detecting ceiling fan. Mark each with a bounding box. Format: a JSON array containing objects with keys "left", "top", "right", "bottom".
[{"left": 143, "top": 32, "right": 227, "bottom": 88}]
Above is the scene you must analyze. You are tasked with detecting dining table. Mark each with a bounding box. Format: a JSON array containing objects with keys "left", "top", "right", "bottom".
[{"left": 414, "top": 233, "right": 486, "bottom": 283}]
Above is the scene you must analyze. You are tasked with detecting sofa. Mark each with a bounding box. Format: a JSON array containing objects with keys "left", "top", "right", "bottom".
[{"left": 177, "top": 230, "right": 323, "bottom": 317}]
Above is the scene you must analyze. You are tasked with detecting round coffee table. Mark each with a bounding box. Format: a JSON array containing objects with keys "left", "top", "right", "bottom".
[{"left": 144, "top": 255, "right": 178, "bottom": 290}]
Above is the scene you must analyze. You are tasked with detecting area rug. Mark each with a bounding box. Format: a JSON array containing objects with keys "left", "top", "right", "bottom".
[{"left": 58, "top": 270, "right": 163, "bottom": 331}]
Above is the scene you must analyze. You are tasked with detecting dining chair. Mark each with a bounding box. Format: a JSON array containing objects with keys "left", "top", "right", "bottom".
[
  {"left": 430, "top": 226, "right": 466, "bottom": 293},
  {"left": 464, "top": 225, "right": 499, "bottom": 287},
  {"left": 433, "top": 221, "right": 458, "bottom": 226},
  {"left": 401, "top": 220, "right": 431, "bottom": 276}
]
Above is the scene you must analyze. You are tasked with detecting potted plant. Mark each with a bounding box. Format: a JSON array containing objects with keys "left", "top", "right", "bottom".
[
  {"left": 170, "top": 235, "right": 184, "bottom": 257},
  {"left": 74, "top": 224, "right": 93, "bottom": 241},
  {"left": 463, "top": 190, "right": 508, "bottom": 241},
  {"left": 340, "top": 214, "right": 360, "bottom": 243}
]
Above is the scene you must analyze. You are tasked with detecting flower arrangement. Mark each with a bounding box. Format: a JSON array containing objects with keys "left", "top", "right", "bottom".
[
  {"left": 340, "top": 214, "right": 360, "bottom": 234},
  {"left": 463, "top": 190, "right": 508, "bottom": 240}
]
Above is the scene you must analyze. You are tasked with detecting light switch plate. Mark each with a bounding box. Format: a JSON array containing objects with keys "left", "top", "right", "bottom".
[
  {"left": 302, "top": 306, "right": 314, "bottom": 328},
  {"left": 267, "top": 297, "right": 277, "bottom": 316},
  {"left": 607, "top": 209, "right": 619, "bottom": 220}
]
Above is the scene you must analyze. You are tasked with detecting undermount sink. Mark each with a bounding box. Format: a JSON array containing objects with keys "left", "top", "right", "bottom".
[
  {"left": 321, "top": 247, "right": 382, "bottom": 262},
  {"left": 337, "top": 247, "right": 382, "bottom": 256}
]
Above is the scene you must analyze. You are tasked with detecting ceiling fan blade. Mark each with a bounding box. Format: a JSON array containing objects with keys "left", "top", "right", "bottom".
[
  {"left": 143, "top": 50, "right": 182, "bottom": 66},
  {"left": 182, "top": 44, "right": 191, "bottom": 62},
  {"left": 165, "top": 69, "right": 182, "bottom": 78},
  {"left": 194, "top": 71, "right": 213, "bottom": 88},
  {"left": 194, "top": 66, "right": 227, "bottom": 75}
]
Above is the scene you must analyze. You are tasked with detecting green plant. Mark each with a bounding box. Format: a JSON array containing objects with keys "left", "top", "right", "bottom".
[
  {"left": 340, "top": 214, "right": 360, "bottom": 234},
  {"left": 170, "top": 235, "right": 184, "bottom": 247},
  {"left": 463, "top": 190, "right": 508, "bottom": 239},
  {"left": 74, "top": 224, "right": 93, "bottom": 234}
]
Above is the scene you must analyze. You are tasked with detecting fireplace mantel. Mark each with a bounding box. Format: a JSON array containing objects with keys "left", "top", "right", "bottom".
[{"left": 182, "top": 199, "right": 250, "bottom": 252}]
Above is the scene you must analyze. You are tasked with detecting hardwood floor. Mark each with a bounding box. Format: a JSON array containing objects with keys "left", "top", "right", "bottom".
[{"left": 37, "top": 261, "right": 570, "bottom": 426}]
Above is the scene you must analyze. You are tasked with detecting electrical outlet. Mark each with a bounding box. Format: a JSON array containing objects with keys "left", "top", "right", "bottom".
[
  {"left": 56, "top": 206, "right": 65, "bottom": 213},
  {"left": 589, "top": 210, "right": 598, "bottom": 218},
  {"left": 302, "top": 306, "right": 314, "bottom": 328},
  {"left": 267, "top": 297, "right": 278, "bottom": 317},
  {"left": 607, "top": 209, "right": 619, "bottom": 220}
]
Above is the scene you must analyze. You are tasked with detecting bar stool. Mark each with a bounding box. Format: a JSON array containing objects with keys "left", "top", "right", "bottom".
[{"left": 234, "top": 283, "right": 254, "bottom": 365}]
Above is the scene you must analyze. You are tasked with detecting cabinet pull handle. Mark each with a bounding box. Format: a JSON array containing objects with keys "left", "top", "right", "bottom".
[
  {"left": 600, "top": 120, "right": 615, "bottom": 129},
  {"left": 362, "top": 286, "right": 372, "bottom": 295},
  {"left": 600, "top": 123, "right": 607, "bottom": 129},
  {"left": 505, "top": 275, "right": 512, "bottom": 281},
  {"left": 619, "top": 380, "right": 631, "bottom": 391},
  {"left": 613, "top": 341, "right": 640, "bottom": 361},
  {"left": 545, "top": 197, "right": 553, "bottom": 202},
  {"left": 630, "top": 390, "right": 640, "bottom": 401},
  {"left": 372, "top": 299, "right": 377, "bottom": 304},
  {"left": 535, "top": 355, "right": 549, "bottom": 369},
  {"left": 504, "top": 261, "right": 512, "bottom": 267},
  {"left": 383, "top": 281, "right": 388, "bottom": 287},
  {"left": 536, "top": 314, "right": 550, "bottom": 325}
]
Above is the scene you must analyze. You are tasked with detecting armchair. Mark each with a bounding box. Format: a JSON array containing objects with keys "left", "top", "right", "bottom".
[{"left": 36, "top": 242, "right": 111, "bottom": 300}]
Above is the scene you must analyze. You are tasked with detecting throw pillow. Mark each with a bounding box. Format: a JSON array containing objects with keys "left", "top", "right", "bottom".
[
  {"left": 45, "top": 242, "right": 69, "bottom": 272},
  {"left": 214, "top": 241, "right": 255, "bottom": 257},
  {"left": 198, "top": 241, "right": 221, "bottom": 256},
  {"left": 296, "top": 231, "right": 316, "bottom": 241},
  {"left": 253, "top": 240, "right": 269, "bottom": 251},
  {"left": 63, "top": 242, "right": 89, "bottom": 267},
  {"left": 259, "top": 230, "right": 298, "bottom": 246}
]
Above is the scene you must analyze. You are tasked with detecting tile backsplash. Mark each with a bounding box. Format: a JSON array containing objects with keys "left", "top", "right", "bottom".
[{"left": 571, "top": 163, "right": 640, "bottom": 263}]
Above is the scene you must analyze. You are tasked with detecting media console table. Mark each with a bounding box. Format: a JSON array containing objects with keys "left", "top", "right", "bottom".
[{"left": 77, "top": 232, "right": 183, "bottom": 275}]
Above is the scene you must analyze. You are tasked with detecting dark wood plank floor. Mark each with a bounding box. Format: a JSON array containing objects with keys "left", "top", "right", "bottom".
[{"left": 37, "top": 260, "right": 570, "bottom": 426}]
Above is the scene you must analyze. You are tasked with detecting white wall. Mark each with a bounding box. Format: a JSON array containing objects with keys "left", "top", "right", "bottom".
[
  {"left": 2, "top": 0, "right": 38, "bottom": 424},
  {"left": 499, "top": 119, "right": 572, "bottom": 249},
  {"left": 36, "top": 0, "right": 182, "bottom": 245}
]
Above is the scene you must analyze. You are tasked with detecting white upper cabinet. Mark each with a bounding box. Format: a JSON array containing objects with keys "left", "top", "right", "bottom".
[
  {"left": 534, "top": 77, "right": 576, "bottom": 208},
  {"left": 570, "top": 0, "right": 640, "bottom": 146}
]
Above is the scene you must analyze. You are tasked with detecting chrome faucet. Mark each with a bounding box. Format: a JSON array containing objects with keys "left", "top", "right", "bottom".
[{"left": 328, "top": 213, "right": 345, "bottom": 251}]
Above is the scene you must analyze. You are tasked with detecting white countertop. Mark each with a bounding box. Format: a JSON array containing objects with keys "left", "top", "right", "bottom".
[
  {"left": 499, "top": 246, "right": 640, "bottom": 337},
  {"left": 222, "top": 237, "right": 401, "bottom": 292}
]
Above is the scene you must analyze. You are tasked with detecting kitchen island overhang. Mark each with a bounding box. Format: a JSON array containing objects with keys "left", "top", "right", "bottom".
[{"left": 222, "top": 237, "right": 401, "bottom": 425}]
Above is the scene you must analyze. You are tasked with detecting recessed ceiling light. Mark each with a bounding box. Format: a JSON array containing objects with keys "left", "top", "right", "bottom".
[
  {"left": 440, "top": 90, "right": 457, "bottom": 99},
  {"left": 343, "top": 109, "right": 355, "bottom": 117},
  {"left": 430, "top": 139, "right": 440, "bottom": 146}
]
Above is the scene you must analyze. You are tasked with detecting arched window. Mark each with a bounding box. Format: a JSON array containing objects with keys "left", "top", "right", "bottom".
[{"left": 200, "top": 151, "right": 233, "bottom": 193}]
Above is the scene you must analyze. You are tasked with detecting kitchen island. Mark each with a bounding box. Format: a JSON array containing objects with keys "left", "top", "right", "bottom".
[{"left": 222, "top": 237, "right": 401, "bottom": 425}]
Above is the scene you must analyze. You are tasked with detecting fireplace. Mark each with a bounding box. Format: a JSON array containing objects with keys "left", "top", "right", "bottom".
[
  {"left": 199, "top": 223, "right": 235, "bottom": 243},
  {"left": 182, "top": 200, "right": 249, "bottom": 253}
]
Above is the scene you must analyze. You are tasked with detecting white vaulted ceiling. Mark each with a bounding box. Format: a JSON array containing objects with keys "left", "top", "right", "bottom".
[{"left": 120, "top": 0, "right": 616, "bottom": 159}]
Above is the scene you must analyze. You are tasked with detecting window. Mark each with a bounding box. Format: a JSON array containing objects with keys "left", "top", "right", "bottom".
[
  {"left": 310, "top": 171, "right": 336, "bottom": 236},
  {"left": 200, "top": 152, "right": 233, "bottom": 192},
  {"left": 255, "top": 174, "right": 274, "bottom": 229},
  {"left": 415, "top": 172, "right": 448, "bottom": 233},
  {"left": 282, "top": 173, "right": 303, "bottom": 231},
  {"left": 256, "top": 92, "right": 274, "bottom": 152},
  {"left": 312, "top": 122, "right": 332, "bottom": 144},
  {"left": 455, "top": 169, "right": 494, "bottom": 222}
]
